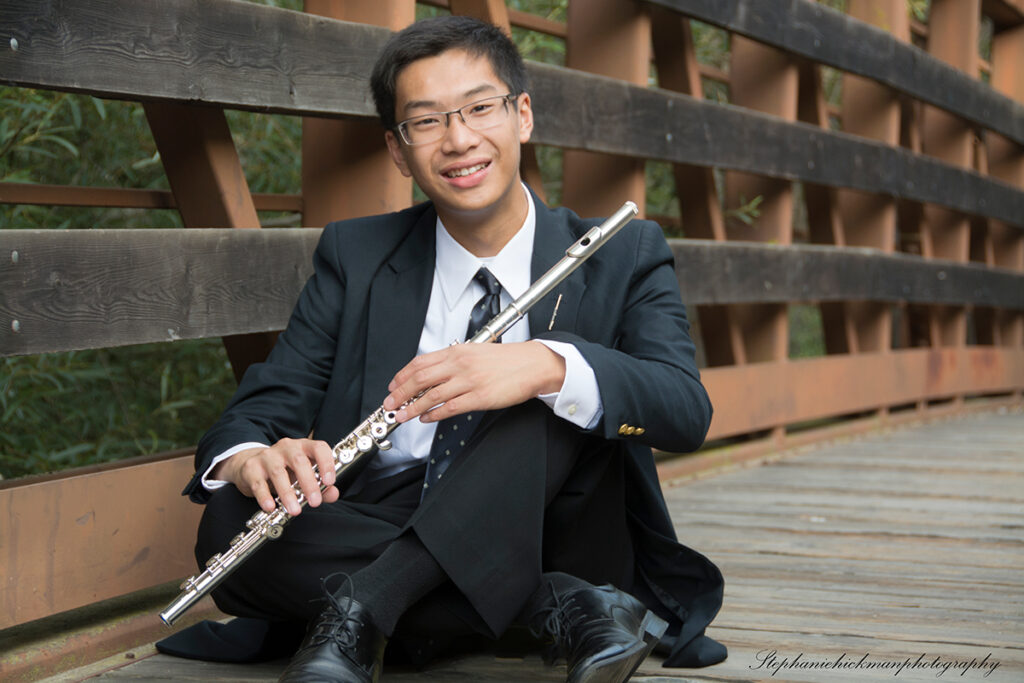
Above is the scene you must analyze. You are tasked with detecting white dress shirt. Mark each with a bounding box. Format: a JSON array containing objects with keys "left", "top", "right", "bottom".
[{"left": 202, "top": 186, "right": 603, "bottom": 490}]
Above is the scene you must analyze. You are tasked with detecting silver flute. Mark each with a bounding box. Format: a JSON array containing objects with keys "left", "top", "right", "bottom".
[{"left": 160, "top": 201, "right": 639, "bottom": 626}]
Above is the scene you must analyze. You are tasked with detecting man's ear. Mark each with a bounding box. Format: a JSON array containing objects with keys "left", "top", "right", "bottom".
[
  {"left": 517, "top": 92, "right": 534, "bottom": 144},
  {"left": 385, "top": 130, "right": 413, "bottom": 178}
]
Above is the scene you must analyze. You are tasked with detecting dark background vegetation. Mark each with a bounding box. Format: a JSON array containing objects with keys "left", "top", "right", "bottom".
[{"left": 3, "top": 0, "right": 938, "bottom": 479}]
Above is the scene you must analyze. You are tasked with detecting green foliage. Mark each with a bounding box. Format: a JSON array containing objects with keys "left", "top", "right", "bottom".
[
  {"left": 1, "top": 340, "right": 235, "bottom": 479},
  {"left": 0, "top": 88, "right": 178, "bottom": 229},
  {"left": 724, "top": 195, "right": 764, "bottom": 226},
  {"left": 789, "top": 305, "right": 827, "bottom": 359},
  {"left": 226, "top": 110, "right": 302, "bottom": 196},
  {"left": 906, "top": 0, "right": 929, "bottom": 22}
]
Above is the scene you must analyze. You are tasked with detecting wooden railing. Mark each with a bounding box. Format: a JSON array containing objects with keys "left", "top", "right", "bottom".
[{"left": 1, "top": 0, "right": 1021, "bottom": 646}]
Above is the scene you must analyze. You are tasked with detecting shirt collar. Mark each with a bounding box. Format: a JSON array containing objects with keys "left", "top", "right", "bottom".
[{"left": 434, "top": 184, "right": 535, "bottom": 311}]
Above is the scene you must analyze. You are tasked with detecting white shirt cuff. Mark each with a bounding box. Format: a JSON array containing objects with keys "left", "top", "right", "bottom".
[
  {"left": 533, "top": 339, "right": 603, "bottom": 430},
  {"left": 200, "top": 442, "right": 269, "bottom": 491}
]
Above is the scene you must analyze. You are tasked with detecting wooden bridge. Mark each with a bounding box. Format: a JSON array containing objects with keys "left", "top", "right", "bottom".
[
  {"left": 27, "top": 410, "right": 1024, "bottom": 681},
  {"left": 1, "top": 0, "right": 1022, "bottom": 681}
]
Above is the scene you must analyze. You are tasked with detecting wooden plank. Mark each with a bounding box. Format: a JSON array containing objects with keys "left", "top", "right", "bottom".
[
  {"left": 0, "top": 0, "right": 386, "bottom": 118},
  {"left": 645, "top": 0, "right": 1024, "bottom": 147},
  {"left": 0, "top": 454, "right": 201, "bottom": 629},
  {"left": 701, "top": 347, "right": 1024, "bottom": 439},
  {"left": 2, "top": 0, "right": 1022, "bottom": 228},
  {"left": 53, "top": 411, "right": 1024, "bottom": 681},
  {"left": 527, "top": 64, "right": 1024, "bottom": 228},
  {"left": 0, "top": 228, "right": 320, "bottom": 357},
  {"left": 671, "top": 241, "right": 1024, "bottom": 309},
  {"left": 3, "top": 231, "right": 1023, "bottom": 358}
]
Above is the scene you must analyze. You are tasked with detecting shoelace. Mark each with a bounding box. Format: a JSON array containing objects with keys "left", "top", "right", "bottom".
[
  {"left": 305, "top": 572, "right": 359, "bottom": 650},
  {"left": 529, "top": 582, "right": 587, "bottom": 659}
]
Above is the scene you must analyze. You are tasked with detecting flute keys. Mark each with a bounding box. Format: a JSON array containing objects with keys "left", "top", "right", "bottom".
[
  {"left": 377, "top": 439, "right": 392, "bottom": 451},
  {"left": 231, "top": 533, "right": 246, "bottom": 547},
  {"left": 356, "top": 435, "right": 373, "bottom": 452},
  {"left": 370, "top": 421, "right": 388, "bottom": 439}
]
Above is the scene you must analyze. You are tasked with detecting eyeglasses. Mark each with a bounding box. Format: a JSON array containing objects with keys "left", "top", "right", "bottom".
[{"left": 395, "top": 93, "right": 518, "bottom": 145}]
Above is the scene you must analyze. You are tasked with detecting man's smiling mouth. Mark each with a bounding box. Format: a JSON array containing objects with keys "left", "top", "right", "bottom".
[{"left": 444, "top": 162, "right": 489, "bottom": 178}]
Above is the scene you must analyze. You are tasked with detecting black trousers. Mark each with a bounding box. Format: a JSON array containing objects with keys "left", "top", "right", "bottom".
[{"left": 196, "top": 400, "right": 635, "bottom": 643}]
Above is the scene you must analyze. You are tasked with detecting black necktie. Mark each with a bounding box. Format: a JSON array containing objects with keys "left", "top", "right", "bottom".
[
  {"left": 422, "top": 267, "right": 503, "bottom": 498},
  {"left": 465, "top": 267, "right": 503, "bottom": 342}
]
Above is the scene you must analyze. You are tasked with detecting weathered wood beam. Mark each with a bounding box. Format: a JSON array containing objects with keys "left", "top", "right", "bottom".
[
  {"left": 670, "top": 240, "right": 1024, "bottom": 309},
  {"left": 1, "top": 0, "right": 1021, "bottom": 227},
  {"left": 645, "top": 0, "right": 1024, "bottom": 146},
  {"left": 0, "top": 228, "right": 321, "bottom": 357},
  {"left": 0, "top": 0, "right": 384, "bottom": 117},
  {"left": 3, "top": 229, "right": 1022, "bottom": 358},
  {"left": 527, "top": 65, "right": 1024, "bottom": 228}
]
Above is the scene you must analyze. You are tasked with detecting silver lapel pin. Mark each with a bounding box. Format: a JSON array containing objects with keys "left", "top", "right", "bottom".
[{"left": 548, "top": 293, "right": 563, "bottom": 331}]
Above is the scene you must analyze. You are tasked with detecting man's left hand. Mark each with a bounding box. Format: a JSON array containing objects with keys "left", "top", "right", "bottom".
[{"left": 383, "top": 341, "right": 565, "bottom": 423}]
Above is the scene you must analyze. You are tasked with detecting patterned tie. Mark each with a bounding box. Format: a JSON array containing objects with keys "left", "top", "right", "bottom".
[{"left": 422, "top": 267, "right": 502, "bottom": 498}]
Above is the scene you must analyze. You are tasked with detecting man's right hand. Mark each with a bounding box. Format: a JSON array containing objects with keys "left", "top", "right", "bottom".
[{"left": 211, "top": 438, "right": 340, "bottom": 516}]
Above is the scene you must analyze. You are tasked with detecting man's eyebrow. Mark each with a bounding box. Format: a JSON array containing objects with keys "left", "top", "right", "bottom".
[{"left": 402, "top": 84, "right": 500, "bottom": 114}]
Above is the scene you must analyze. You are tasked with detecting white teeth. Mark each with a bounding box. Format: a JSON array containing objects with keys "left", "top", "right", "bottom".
[{"left": 445, "top": 163, "right": 487, "bottom": 178}]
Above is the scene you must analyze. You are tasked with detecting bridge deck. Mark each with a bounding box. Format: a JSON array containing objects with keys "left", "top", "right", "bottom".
[{"left": 56, "top": 411, "right": 1023, "bottom": 682}]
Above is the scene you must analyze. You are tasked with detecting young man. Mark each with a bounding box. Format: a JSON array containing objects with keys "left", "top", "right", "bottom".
[{"left": 174, "top": 15, "right": 724, "bottom": 683}]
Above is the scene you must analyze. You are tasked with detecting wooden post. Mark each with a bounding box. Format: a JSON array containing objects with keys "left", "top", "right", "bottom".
[
  {"left": 798, "top": 57, "right": 855, "bottom": 356},
  {"left": 725, "top": 35, "right": 799, "bottom": 441},
  {"left": 724, "top": 35, "right": 796, "bottom": 383},
  {"left": 144, "top": 102, "right": 276, "bottom": 381},
  {"left": 988, "top": 23, "right": 1024, "bottom": 357},
  {"left": 301, "top": 0, "right": 414, "bottom": 228},
  {"left": 832, "top": 0, "right": 906, "bottom": 369},
  {"left": 650, "top": 8, "right": 725, "bottom": 242},
  {"left": 561, "top": 0, "right": 649, "bottom": 218},
  {"left": 650, "top": 7, "right": 741, "bottom": 368},
  {"left": 920, "top": 0, "right": 978, "bottom": 354}
]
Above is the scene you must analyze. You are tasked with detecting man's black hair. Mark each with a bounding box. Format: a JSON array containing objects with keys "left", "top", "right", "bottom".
[{"left": 370, "top": 15, "right": 528, "bottom": 132}]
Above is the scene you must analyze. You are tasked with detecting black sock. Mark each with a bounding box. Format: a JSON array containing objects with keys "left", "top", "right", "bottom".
[
  {"left": 343, "top": 532, "right": 447, "bottom": 636},
  {"left": 518, "top": 571, "right": 593, "bottom": 628}
]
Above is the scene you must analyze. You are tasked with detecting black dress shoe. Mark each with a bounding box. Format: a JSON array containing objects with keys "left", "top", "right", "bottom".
[
  {"left": 531, "top": 583, "right": 668, "bottom": 683},
  {"left": 278, "top": 577, "right": 387, "bottom": 683}
]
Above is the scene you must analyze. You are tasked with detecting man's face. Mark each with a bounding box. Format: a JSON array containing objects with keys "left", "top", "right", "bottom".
[{"left": 385, "top": 49, "right": 533, "bottom": 225}]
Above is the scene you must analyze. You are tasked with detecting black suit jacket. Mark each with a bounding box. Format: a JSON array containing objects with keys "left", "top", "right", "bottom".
[{"left": 183, "top": 188, "right": 725, "bottom": 667}]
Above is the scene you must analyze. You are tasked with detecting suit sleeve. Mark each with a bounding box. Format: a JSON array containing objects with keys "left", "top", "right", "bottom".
[
  {"left": 539, "top": 221, "right": 712, "bottom": 453},
  {"left": 182, "top": 226, "right": 346, "bottom": 503}
]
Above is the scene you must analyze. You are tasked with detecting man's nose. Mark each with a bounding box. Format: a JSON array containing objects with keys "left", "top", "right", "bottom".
[{"left": 441, "top": 111, "right": 480, "bottom": 151}]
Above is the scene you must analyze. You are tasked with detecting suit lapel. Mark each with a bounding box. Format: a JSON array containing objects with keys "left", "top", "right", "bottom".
[
  {"left": 528, "top": 194, "right": 586, "bottom": 336},
  {"left": 360, "top": 193, "right": 584, "bottom": 415},
  {"left": 361, "top": 208, "right": 436, "bottom": 414}
]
